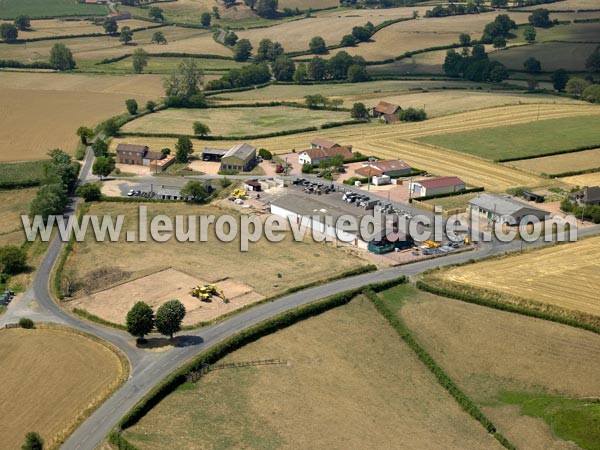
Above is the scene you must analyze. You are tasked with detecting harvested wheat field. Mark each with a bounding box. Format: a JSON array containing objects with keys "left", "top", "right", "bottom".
[
  {"left": 123, "top": 296, "right": 501, "bottom": 450},
  {"left": 442, "top": 236, "right": 600, "bottom": 316},
  {"left": 336, "top": 11, "right": 530, "bottom": 61},
  {"left": 63, "top": 202, "right": 366, "bottom": 301},
  {"left": 0, "top": 72, "right": 163, "bottom": 161},
  {"left": 389, "top": 285, "right": 600, "bottom": 449},
  {"left": 561, "top": 171, "right": 600, "bottom": 187},
  {"left": 122, "top": 106, "right": 350, "bottom": 136},
  {"left": 69, "top": 268, "right": 265, "bottom": 326},
  {"left": 507, "top": 148, "right": 600, "bottom": 176},
  {"left": 0, "top": 327, "right": 125, "bottom": 450}
]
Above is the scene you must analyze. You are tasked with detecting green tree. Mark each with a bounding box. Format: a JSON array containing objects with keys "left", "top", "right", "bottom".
[
  {"left": 258, "top": 148, "right": 272, "bottom": 160},
  {"left": 329, "top": 98, "right": 343, "bottom": 109},
  {"left": 49, "top": 43, "right": 76, "bottom": 70},
  {"left": 351, "top": 102, "right": 369, "bottom": 119},
  {"left": 443, "top": 49, "right": 464, "bottom": 77},
  {"left": 523, "top": 25, "right": 536, "bottom": 43},
  {"left": 76, "top": 126, "right": 94, "bottom": 145},
  {"left": 489, "top": 63, "right": 509, "bottom": 82},
  {"left": 21, "top": 431, "right": 43, "bottom": 450},
  {"left": 340, "top": 34, "right": 357, "bottom": 47},
  {"left": 523, "top": 56, "right": 542, "bottom": 73},
  {"left": 155, "top": 300, "right": 186, "bottom": 339},
  {"left": 224, "top": 31, "right": 238, "bottom": 46},
  {"left": 309, "top": 36, "right": 327, "bottom": 54},
  {"left": 256, "top": 0, "right": 278, "bottom": 18},
  {"left": 19, "top": 318, "right": 34, "bottom": 329},
  {"left": 76, "top": 183, "right": 102, "bottom": 201},
  {"left": 175, "top": 136, "right": 193, "bottom": 163},
  {"left": 14, "top": 15, "right": 30, "bottom": 31},
  {"left": 193, "top": 121, "right": 210, "bottom": 136},
  {"left": 566, "top": 77, "right": 590, "bottom": 96},
  {"left": 201, "top": 12, "right": 211, "bottom": 26},
  {"left": 151, "top": 31, "right": 167, "bottom": 45},
  {"left": 0, "top": 23, "right": 18, "bottom": 42},
  {"left": 0, "top": 246, "right": 27, "bottom": 275},
  {"left": 583, "top": 84, "right": 600, "bottom": 103},
  {"left": 102, "top": 118, "right": 119, "bottom": 137},
  {"left": 399, "top": 107, "right": 427, "bottom": 122},
  {"left": 132, "top": 48, "right": 149, "bottom": 74},
  {"left": 459, "top": 33, "right": 471, "bottom": 46},
  {"left": 493, "top": 36, "right": 506, "bottom": 49},
  {"left": 92, "top": 156, "right": 115, "bottom": 180},
  {"left": 126, "top": 302, "right": 154, "bottom": 343},
  {"left": 272, "top": 55, "right": 295, "bottom": 81},
  {"left": 308, "top": 56, "right": 327, "bottom": 80},
  {"left": 92, "top": 139, "right": 109, "bottom": 157},
  {"left": 149, "top": 6, "right": 164, "bottom": 21},
  {"left": 103, "top": 17, "right": 118, "bottom": 35},
  {"left": 351, "top": 25, "right": 371, "bottom": 43},
  {"left": 347, "top": 64, "right": 370, "bottom": 82},
  {"left": 527, "top": 78, "right": 539, "bottom": 91},
  {"left": 233, "top": 39, "right": 253, "bottom": 62},
  {"left": 181, "top": 180, "right": 208, "bottom": 203},
  {"left": 164, "top": 59, "right": 204, "bottom": 99},
  {"left": 301, "top": 162, "right": 313, "bottom": 174},
  {"left": 29, "top": 184, "right": 67, "bottom": 220},
  {"left": 304, "top": 94, "right": 328, "bottom": 109},
  {"left": 256, "top": 38, "right": 283, "bottom": 62},
  {"left": 551, "top": 69, "right": 569, "bottom": 91},
  {"left": 119, "top": 26, "right": 133, "bottom": 45},
  {"left": 126, "top": 99, "right": 138, "bottom": 115},
  {"left": 586, "top": 45, "right": 600, "bottom": 72},
  {"left": 528, "top": 8, "right": 552, "bottom": 28},
  {"left": 146, "top": 100, "right": 157, "bottom": 111},
  {"left": 212, "top": 6, "right": 220, "bottom": 19},
  {"left": 293, "top": 62, "right": 308, "bottom": 82}
]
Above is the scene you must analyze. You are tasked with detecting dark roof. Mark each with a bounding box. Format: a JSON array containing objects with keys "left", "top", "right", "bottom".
[
  {"left": 203, "top": 147, "right": 227, "bottom": 156},
  {"left": 577, "top": 186, "right": 600, "bottom": 203},
  {"left": 244, "top": 180, "right": 261, "bottom": 187},
  {"left": 223, "top": 143, "right": 256, "bottom": 161},
  {"left": 145, "top": 151, "right": 165, "bottom": 160},
  {"left": 310, "top": 137, "right": 339, "bottom": 149},
  {"left": 469, "top": 194, "right": 549, "bottom": 216},
  {"left": 301, "top": 145, "right": 353, "bottom": 161},
  {"left": 116, "top": 143, "right": 148, "bottom": 154},
  {"left": 416, "top": 176, "right": 465, "bottom": 189},
  {"left": 374, "top": 101, "right": 401, "bottom": 115}
]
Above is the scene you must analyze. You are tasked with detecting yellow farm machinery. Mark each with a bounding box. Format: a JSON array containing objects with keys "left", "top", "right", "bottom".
[{"left": 191, "top": 284, "right": 228, "bottom": 303}]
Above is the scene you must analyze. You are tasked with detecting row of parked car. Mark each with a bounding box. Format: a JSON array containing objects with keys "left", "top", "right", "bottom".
[
  {"left": 292, "top": 178, "right": 335, "bottom": 195},
  {"left": 127, "top": 190, "right": 156, "bottom": 198}
]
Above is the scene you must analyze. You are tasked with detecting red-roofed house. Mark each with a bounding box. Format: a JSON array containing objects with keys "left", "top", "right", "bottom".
[
  {"left": 310, "top": 137, "right": 340, "bottom": 151},
  {"left": 354, "top": 159, "right": 412, "bottom": 178},
  {"left": 372, "top": 101, "right": 402, "bottom": 124},
  {"left": 409, "top": 176, "right": 466, "bottom": 197},
  {"left": 298, "top": 145, "right": 353, "bottom": 165}
]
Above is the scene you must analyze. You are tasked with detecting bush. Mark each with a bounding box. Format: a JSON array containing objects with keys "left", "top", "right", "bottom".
[
  {"left": 399, "top": 107, "right": 427, "bottom": 122},
  {"left": 0, "top": 246, "right": 27, "bottom": 275},
  {"left": 76, "top": 183, "right": 102, "bottom": 202},
  {"left": 18, "top": 318, "right": 35, "bottom": 329},
  {"left": 258, "top": 148, "right": 273, "bottom": 160},
  {"left": 301, "top": 162, "right": 313, "bottom": 174}
]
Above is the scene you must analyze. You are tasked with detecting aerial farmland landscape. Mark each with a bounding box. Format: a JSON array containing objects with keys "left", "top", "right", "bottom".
[{"left": 0, "top": 0, "right": 599, "bottom": 449}]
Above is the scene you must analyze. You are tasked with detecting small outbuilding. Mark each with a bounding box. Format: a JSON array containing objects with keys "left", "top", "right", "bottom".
[
  {"left": 202, "top": 147, "right": 227, "bottom": 162},
  {"left": 410, "top": 176, "right": 466, "bottom": 198},
  {"left": 469, "top": 193, "right": 550, "bottom": 223},
  {"left": 243, "top": 180, "right": 262, "bottom": 192},
  {"left": 569, "top": 186, "right": 600, "bottom": 206},
  {"left": 220, "top": 143, "right": 257, "bottom": 172},
  {"left": 372, "top": 101, "right": 401, "bottom": 124}
]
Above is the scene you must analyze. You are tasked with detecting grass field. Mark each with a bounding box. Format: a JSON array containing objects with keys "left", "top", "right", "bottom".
[
  {"left": 64, "top": 202, "right": 366, "bottom": 312},
  {"left": 490, "top": 42, "right": 598, "bottom": 72},
  {"left": 81, "top": 55, "right": 246, "bottom": 75},
  {"left": 0, "top": 187, "right": 37, "bottom": 245},
  {"left": 0, "top": 18, "right": 150, "bottom": 39},
  {"left": 0, "top": 327, "right": 125, "bottom": 449},
  {"left": 422, "top": 192, "right": 478, "bottom": 211},
  {"left": 0, "top": 160, "right": 46, "bottom": 186},
  {"left": 513, "top": 21, "right": 600, "bottom": 44},
  {"left": 0, "top": 0, "right": 107, "bottom": 19},
  {"left": 0, "top": 72, "right": 163, "bottom": 161},
  {"left": 419, "top": 114, "right": 600, "bottom": 161},
  {"left": 507, "top": 147, "right": 600, "bottom": 176},
  {"left": 123, "top": 296, "right": 500, "bottom": 449},
  {"left": 383, "top": 284, "right": 600, "bottom": 449},
  {"left": 440, "top": 236, "right": 600, "bottom": 317},
  {"left": 522, "top": 0, "right": 600, "bottom": 10},
  {"left": 121, "top": 106, "right": 350, "bottom": 136}
]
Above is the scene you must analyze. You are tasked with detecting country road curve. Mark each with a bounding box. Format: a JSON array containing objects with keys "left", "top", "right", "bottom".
[{"left": 3, "top": 142, "right": 600, "bottom": 450}]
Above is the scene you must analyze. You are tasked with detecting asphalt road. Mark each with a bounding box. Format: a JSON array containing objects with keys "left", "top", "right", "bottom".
[{"left": 3, "top": 144, "right": 600, "bottom": 450}]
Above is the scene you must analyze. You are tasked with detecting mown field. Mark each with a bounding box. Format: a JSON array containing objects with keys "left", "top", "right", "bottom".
[
  {"left": 381, "top": 284, "right": 600, "bottom": 450},
  {"left": 0, "top": 18, "right": 147, "bottom": 39},
  {"left": 419, "top": 114, "right": 600, "bottom": 161},
  {"left": 122, "top": 106, "right": 350, "bottom": 137},
  {"left": 513, "top": 20, "right": 600, "bottom": 44},
  {"left": 0, "top": 0, "right": 107, "bottom": 19},
  {"left": 124, "top": 296, "right": 500, "bottom": 450},
  {"left": 0, "top": 72, "right": 163, "bottom": 161},
  {"left": 64, "top": 202, "right": 366, "bottom": 300},
  {"left": 440, "top": 236, "right": 600, "bottom": 317},
  {"left": 561, "top": 171, "right": 600, "bottom": 187},
  {"left": 0, "top": 327, "right": 125, "bottom": 449},
  {"left": 490, "top": 42, "right": 598, "bottom": 72},
  {"left": 0, "top": 187, "right": 37, "bottom": 247},
  {"left": 507, "top": 147, "right": 600, "bottom": 176},
  {"left": 82, "top": 55, "right": 246, "bottom": 75}
]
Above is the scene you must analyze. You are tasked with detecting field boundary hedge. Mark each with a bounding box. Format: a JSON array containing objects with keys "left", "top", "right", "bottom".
[
  {"left": 97, "top": 52, "right": 235, "bottom": 66},
  {"left": 497, "top": 143, "right": 600, "bottom": 163},
  {"left": 13, "top": 23, "right": 167, "bottom": 44},
  {"left": 110, "top": 275, "right": 408, "bottom": 447},
  {"left": 365, "top": 288, "right": 515, "bottom": 449},
  {"left": 543, "top": 166, "right": 600, "bottom": 179},
  {"left": 416, "top": 280, "right": 600, "bottom": 334}
]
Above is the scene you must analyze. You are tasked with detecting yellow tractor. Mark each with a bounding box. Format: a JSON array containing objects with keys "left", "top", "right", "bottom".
[{"left": 191, "top": 284, "right": 228, "bottom": 303}]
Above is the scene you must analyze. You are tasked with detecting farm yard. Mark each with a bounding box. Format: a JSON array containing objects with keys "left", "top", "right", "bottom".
[
  {"left": 121, "top": 106, "right": 352, "bottom": 137},
  {"left": 0, "top": 327, "right": 125, "bottom": 450},
  {"left": 418, "top": 114, "right": 600, "bottom": 161},
  {"left": 438, "top": 236, "right": 600, "bottom": 317},
  {"left": 385, "top": 284, "right": 600, "bottom": 449},
  {"left": 0, "top": 72, "right": 163, "bottom": 161},
  {"left": 0, "top": 0, "right": 107, "bottom": 19},
  {"left": 123, "top": 296, "right": 501, "bottom": 450},
  {"left": 62, "top": 202, "right": 367, "bottom": 325},
  {"left": 507, "top": 148, "right": 600, "bottom": 176}
]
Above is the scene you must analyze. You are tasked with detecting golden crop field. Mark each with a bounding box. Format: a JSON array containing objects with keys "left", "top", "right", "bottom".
[
  {"left": 507, "top": 148, "right": 600, "bottom": 176},
  {"left": 124, "top": 297, "right": 501, "bottom": 450},
  {"left": 0, "top": 327, "right": 125, "bottom": 450},
  {"left": 236, "top": 7, "right": 425, "bottom": 52},
  {"left": 441, "top": 236, "right": 600, "bottom": 317},
  {"left": 121, "top": 106, "right": 350, "bottom": 136},
  {"left": 334, "top": 11, "right": 530, "bottom": 61},
  {"left": 0, "top": 72, "right": 163, "bottom": 161},
  {"left": 399, "top": 286, "right": 600, "bottom": 448},
  {"left": 560, "top": 171, "right": 600, "bottom": 187},
  {"left": 0, "top": 18, "right": 149, "bottom": 39}
]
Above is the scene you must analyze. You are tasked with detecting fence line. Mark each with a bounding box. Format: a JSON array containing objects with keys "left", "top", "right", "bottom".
[{"left": 186, "top": 358, "right": 287, "bottom": 383}]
